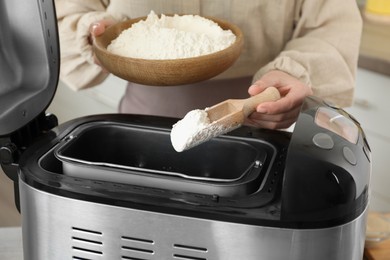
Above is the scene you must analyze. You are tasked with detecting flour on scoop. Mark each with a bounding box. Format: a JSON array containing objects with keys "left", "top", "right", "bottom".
[{"left": 170, "top": 109, "right": 231, "bottom": 152}]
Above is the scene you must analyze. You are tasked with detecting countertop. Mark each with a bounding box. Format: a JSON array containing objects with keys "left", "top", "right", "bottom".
[
  {"left": 365, "top": 239, "right": 390, "bottom": 260},
  {"left": 364, "top": 213, "right": 390, "bottom": 260}
]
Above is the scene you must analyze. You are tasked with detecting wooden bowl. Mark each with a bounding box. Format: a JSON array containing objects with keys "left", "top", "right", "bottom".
[{"left": 93, "top": 16, "right": 244, "bottom": 86}]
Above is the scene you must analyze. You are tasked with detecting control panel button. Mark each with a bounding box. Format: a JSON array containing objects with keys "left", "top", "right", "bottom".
[
  {"left": 312, "top": 133, "right": 334, "bottom": 150},
  {"left": 343, "top": 146, "right": 357, "bottom": 165}
]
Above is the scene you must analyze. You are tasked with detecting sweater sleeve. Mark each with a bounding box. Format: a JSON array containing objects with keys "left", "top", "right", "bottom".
[
  {"left": 253, "top": 0, "right": 362, "bottom": 107},
  {"left": 55, "top": 0, "right": 127, "bottom": 90}
]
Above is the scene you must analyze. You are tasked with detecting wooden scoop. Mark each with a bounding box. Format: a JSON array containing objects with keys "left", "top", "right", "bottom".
[
  {"left": 171, "top": 87, "right": 281, "bottom": 152},
  {"left": 206, "top": 86, "right": 280, "bottom": 128}
]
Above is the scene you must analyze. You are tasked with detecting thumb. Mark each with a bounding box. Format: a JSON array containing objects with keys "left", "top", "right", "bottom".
[
  {"left": 248, "top": 80, "right": 270, "bottom": 96},
  {"left": 90, "top": 19, "right": 116, "bottom": 37}
]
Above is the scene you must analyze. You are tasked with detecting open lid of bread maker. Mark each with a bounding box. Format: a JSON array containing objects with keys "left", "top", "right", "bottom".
[{"left": 0, "top": 0, "right": 59, "bottom": 137}]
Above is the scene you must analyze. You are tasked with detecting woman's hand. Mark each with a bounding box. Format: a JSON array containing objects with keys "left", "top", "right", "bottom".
[
  {"left": 89, "top": 19, "right": 116, "bottom": 38},
  {"left": 88, "top": 19, "right": 116, "bottom": 67},
  {"left": 246, "top": 70, "right": 313, "bottom": 129}
]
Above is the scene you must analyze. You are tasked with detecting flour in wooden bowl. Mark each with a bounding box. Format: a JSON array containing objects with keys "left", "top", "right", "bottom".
[{"left": 107, "top": 11, "right": 236, "bottom": 60}]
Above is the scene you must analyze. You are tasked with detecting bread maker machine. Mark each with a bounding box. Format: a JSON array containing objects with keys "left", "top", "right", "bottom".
[{"left": 0, "top": 0, "right": 371, "bottom": 259}]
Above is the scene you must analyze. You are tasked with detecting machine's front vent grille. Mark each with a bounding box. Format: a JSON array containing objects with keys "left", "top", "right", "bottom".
[
  {"left": 121, "top": 235, "right": 155, "bottom": 260},
  {"left": 71, "top": 227, "right": 104, "bottom": 259},
  {"left": 173, "top": 244, "right": 208, "bottom": 260}
]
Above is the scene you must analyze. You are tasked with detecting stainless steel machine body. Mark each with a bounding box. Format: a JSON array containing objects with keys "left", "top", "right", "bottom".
[
  {"left": 11, "top": 108, "right": 370, "bottom": 260},
  {"left": 20, "top": 181, "right": 367, "bottom": 260}
]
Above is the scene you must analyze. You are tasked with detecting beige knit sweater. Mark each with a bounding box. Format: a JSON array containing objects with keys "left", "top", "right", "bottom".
[{"left": 55, "top": 0, "right": 362, "bottom": 115}]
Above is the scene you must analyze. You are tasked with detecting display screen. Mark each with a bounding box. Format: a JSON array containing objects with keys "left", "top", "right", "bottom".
[{"left": 315, "top": 107, "right": 359, "bottom": 144}]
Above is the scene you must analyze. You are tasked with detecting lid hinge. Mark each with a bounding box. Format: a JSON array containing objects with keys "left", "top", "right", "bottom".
[
  {"left": 1, "top": 112, "right": 58, "bottom": 213},
  {"left": 0, "top": 138, "right": 21, "bottom": 213}
]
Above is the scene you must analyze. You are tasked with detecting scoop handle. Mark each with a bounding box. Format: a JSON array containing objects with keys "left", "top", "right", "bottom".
[{"left": 243, "top": 87, "right": 281, "bottom": 117}]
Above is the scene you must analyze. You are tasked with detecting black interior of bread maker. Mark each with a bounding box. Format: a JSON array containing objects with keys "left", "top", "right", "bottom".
[
  {"left": 57, "top": 124, "right": 265, "bottom": 181},
  {"left": 48, "top": 122, "right": 273, "bottom": 196}
]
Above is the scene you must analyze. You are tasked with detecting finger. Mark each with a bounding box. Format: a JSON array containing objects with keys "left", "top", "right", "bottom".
[
  {"left": 246, "top": 107, "right": 299, "bottom": 129},
  {"left": 255, "top": 97, "right": 298, "bottom": 116},
  {"left": 90, "top": 19, "right": 116, "bottom": 37},
  {"left": 248, "top": 79, "right": 275, "bottom": 95},
  {"left": 249, "top": 105, "right": 300, "bottom": 123},
  {"left": 257, "top": 84, "right": 308, "bottom": 115},
  {"left": 245, "top": 116, "right": 296, "bottom": 130},
  {"left": 246, "top": 104, "right": 300, "bottom": 129}
]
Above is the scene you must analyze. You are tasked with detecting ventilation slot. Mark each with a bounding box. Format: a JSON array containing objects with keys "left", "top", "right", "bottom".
[
  {"left": 72, "top": 227, "right": 103, "bottom": 259},
  {"left": 173, "top": 244, "right": 208, "bottom": 260},
  {"left": 121, "top": 235, "right": 155, "bottom": 260},
  {"left": 173, "top": 255, "right": 207, "bottom": 260}
]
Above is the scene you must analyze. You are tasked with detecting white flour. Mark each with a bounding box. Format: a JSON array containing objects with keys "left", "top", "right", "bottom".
[
  {"left": 170, "top": 109, "right": 232, "bottom": 152},
  {"left": 107, "top": 11, "right": 236, "bottom": 59},
  {"left": 170, "top": 109, "right": 211, "bottom": 152}
]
